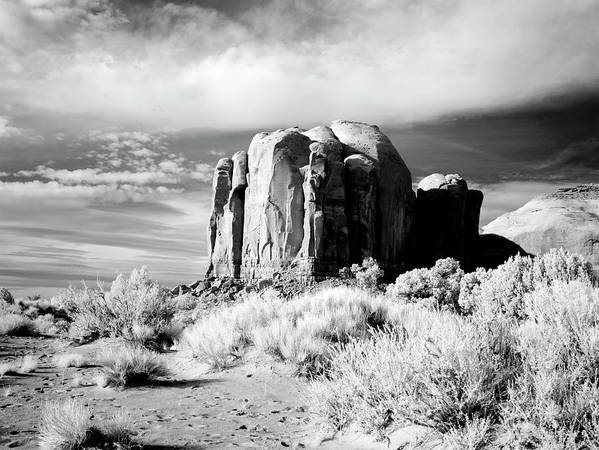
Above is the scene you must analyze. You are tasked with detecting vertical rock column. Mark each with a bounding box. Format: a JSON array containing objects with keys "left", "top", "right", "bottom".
[
  {"left": 225, "top": 151, "right": 248, "bottom": 277},
  {"left": 331, "top": 120, "right": 415, "bottom": 274},
  {"left": 344, "top": 154, "right": 377, "bottom": 262},
  {"left": 415, "top": 173, "right": 483, "bottom": 270},
  {"left": 300, "top": 127, "right": 350, "bottom": 274},
  {"left": 206, "top": 158, "right": 233, "bottom": 276},
  {"left": 242, "top": 130, "right": 311, "bottom": 278}
]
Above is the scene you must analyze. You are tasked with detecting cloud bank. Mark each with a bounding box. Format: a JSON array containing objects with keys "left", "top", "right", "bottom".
[{"left": 1, "top": 0, "right": 598, "bottom": 130}]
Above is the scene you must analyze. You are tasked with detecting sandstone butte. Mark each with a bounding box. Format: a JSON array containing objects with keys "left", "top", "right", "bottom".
[{"left": 206, "top": 120, "right": 516, "bottom": 280}]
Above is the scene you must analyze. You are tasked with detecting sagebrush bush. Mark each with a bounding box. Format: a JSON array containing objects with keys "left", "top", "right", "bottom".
[
  {"left": 310, "top": 305, "right": 520, "bottom": 438},
  {"left": 458, "top": 248, "right": 596, "bottom": 318},
  {"left": 53, "top": 353, "right": 87, "bottom": 369},
  {"left": 39, "top": 399, "right": 134, "bottom": 450},
  {"left": 180, "top": 286, "right": 396, "bottom": 375},
  {"left": 500, "top": 280, "right": 599, "bottom": 447},
  {"left": 98, "top": 346, "right": 168, "bottom": 387},
  {"left": 387, "top": 258, "right": 463, "bottom": 310},
  {"left": 56, "top": 267, "right": 175, "bottom": 347},
  {"left": 339, "top": 257, "right": 384, "bottom": 291},
  {"left": 311, "top": 250, "right": 599, "bottom": 448},
  {"left": 0, "top": 313, "right": 36, "bottom": 336}
]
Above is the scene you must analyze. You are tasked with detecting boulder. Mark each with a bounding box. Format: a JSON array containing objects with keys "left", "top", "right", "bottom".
[
  {"left": 483, "top": 185, "right": 599, "bottom": 268},
  {"left": 415, "top": 173, "right": 483, "bottom": 270}
]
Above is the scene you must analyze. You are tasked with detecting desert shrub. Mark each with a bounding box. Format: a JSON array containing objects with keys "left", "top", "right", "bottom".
[
  {"left": 98, "top": 346, "right": 168, "bottom": 387},
  {"left": 53, "top": 353, "right": 87, "bottom": 369},
  {"left": 0, "top": 355, "right": 40, "bottom": 376},
  {"left": 179, "top": 290, "right": 285, "bottom": 369},
  {"left": 387, "top": 258, "right": 463, "bottom": 311},
  {"left": 0, "top": 313, "right": 36, "bottom": 336},
  {"left": 500, "top": 280, "right": 599, "bottom": 447},
  {"left": 39, "top": 399, "right": 134, "bottom": 450},
  {"left": 59, "top": 267, "right": 175, "bottom": 348},
  {"left": 180, "top": 286, "right": 396, "bottom": 375},
  {"left": 458, "top": 249, "right": 596, "bottom": 319},
  {"left": 20, "top": 354, "right": 39, "bottom": 373},
  {"left": 340, "top": 257, "right": 384, "bottom": 291},
  {"left": 310, "top": 305, "right": 520, "bottom": 438},
  {"left": 0, "top": 287, "right": 14, "bottom": 304},
  {"left": 0, "top": 361, "right": 19, "bottom": 377}
]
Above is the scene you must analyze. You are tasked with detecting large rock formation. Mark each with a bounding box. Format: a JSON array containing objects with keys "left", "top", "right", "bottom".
[
  {"left": 484, "top": 185, "right": 599, "bottom": 267},
  {"left": 206, "top": 120, "right": 416, "bottom": 279},
  {"left": 205, "top": 121, "right": 503, "bottom": 279},
  {"left": 414, "top": 173, "right": 483, "bottom": 271}
]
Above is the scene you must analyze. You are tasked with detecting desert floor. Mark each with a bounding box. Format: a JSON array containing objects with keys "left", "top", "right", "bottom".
[{"left": 1, "top": 336, "right": 425, "bottom": 449}]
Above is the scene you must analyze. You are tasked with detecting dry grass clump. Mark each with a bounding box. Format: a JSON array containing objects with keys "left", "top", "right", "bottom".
[
  {"left": 39, "top": 399, "right": 134, "bottom": 450},
  {"left": 310, "top": 251, "right": 599, "bottom": 448},
  {"left": 0, "top": 313, "right": 36, "bottom": 336},
  {"left": 97, "top": 345, "right": 168, "bottom": 387},
  {"left": 180, "top": 286, "right": 396, "bottom": 375},
  {"left": 0, "top": 354, "right": 39, "bottom": 376},
  {"left": 0, "top": 288, "right": 69, "bottom": 336},
  {"left": 54, "top": 267, "right": 177, "bottom": 348},
  {"left": 53, "top": 353, "right": 87, "bottom": 369}
]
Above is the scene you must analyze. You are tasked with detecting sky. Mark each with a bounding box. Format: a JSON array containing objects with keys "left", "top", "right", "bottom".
[{"left": 0, "top": 0, "right": 598, "bottom": 296}]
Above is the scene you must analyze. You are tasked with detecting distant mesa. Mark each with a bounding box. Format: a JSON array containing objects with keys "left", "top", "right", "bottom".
[
  {"left": 484, "top": 185, "right": 599, "bottom": 268},
  {"left": 206, "top": 120, "right": 522, "bottom": 280}
]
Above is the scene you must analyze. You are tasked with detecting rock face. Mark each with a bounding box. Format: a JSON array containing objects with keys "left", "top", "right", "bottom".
[
  {"left": 207, "top": 158, "right": 233, "bottom": 276},
  {"left": 484, "top": 185, "right": 599, "bottom": 267},
  {"left": 414, "top": 173, "right": 483, "bottom": 271},
  {"left": 206, "top": 121, "right": 500, "bottom": 279},
  {"left": 207, "top": 120, "right": 416, "bottom": 279}
]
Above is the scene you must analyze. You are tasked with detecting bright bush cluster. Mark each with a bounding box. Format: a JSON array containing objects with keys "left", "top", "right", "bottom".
[
  {"left": 310, "top": 248, "right": 599, "bottom": 448},
  {"left": 54, "top": 267, "right": 177, "bottom": 348},
  {"left": 339, "top": 257, "right": 384, "bottom": 291},
  {"left": 179, "top": 286, "right": 395, "bottom": 376},
  {"left": 387, "top": 257, "right": 463, "bottom": 310}
]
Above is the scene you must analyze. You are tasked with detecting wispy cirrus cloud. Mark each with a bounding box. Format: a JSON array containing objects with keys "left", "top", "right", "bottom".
[{"left": 0, "top": 127, "right": 213, "bottom": 295}]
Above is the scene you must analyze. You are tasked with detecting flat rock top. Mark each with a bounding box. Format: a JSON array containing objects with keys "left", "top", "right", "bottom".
[{"left": 545, "top": 184, "right": 599, "bottom": 200}]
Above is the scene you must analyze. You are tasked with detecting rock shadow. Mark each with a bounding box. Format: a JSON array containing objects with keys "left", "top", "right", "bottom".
[
  {"left": 148, "top": 378, "right": 221, "bottom": 389},
  {"left": 476, "top": 233, "right": 530, "bottom": 269}
]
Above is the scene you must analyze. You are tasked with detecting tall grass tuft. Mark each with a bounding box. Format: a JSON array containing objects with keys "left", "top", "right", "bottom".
[
  {"left": 98, "top": 346, "right": 168, "bottom": 387},
  {"left": 39, "top": 399, "right": 134, "bottom": 450},
  {"left": 180, "top": 286, "right": 396, "bottom": 375},
  {"left": 0, "top": 313, "right": 36, "bottom": 336}
]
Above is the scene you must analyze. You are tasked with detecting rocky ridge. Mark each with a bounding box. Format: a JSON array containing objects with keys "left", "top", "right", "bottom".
[{"left": 484, "top": 184, "right": 599, "bottom": 268}]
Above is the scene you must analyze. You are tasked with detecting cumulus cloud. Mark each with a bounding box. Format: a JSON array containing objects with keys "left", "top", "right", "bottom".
[
  {"left": 1, "top": 0, "right": 598, "bottom": 131},
  {"left": 0, "top": 116, "right": 22, "bottom": 138}
]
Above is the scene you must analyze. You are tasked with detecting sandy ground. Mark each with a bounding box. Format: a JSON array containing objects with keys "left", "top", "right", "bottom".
[{"left": 0, "top": 336, "right": 426, "bottom": 449}]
